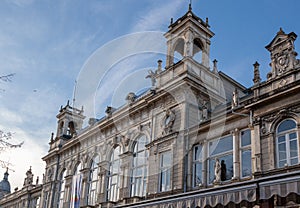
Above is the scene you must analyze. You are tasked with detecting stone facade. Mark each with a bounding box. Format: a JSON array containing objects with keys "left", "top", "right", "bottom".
[
  {"left": 0, "top": 167, "right": 42, "bottom": 208},
  {"left": 1, "top": 5, "right": 300, "bottom": 208}
]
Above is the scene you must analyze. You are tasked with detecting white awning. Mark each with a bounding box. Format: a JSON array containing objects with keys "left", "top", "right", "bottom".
[
  {"left": 124, "top": 184, "right": 257, "bottom": 208},
  {"left": 260, "top": 175, "right": 300, "bottom": 199}
]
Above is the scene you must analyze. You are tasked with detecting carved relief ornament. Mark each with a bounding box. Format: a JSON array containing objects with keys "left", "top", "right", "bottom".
[{"left": 161, "top": 108, "right": 176, "bottom": 136}]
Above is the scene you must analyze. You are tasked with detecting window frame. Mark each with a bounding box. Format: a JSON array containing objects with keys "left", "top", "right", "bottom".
[
  {"left": 276, "top": 119, "right": 299, "bottom": 168},
  {"left": 192, "top": 144, "right": 203, "bottom": 187},
  {"left": 57, "top": 169, "right": 66, "bottom": 208},
  {"left": 107, "top": 146, "right": 121, "bottom": 202},
  {"left": 207, "top": 135, "right": 234, "bottom": 184},
  {"left": 70, "top": 163, "right": 82, "bottom": 207},
  {"left": 87, "top": 156, "right": 99, "bottom": 205},
  {"left": 130, "top": 135, "right": 149, "bottom": 197},
  {"left": 159, "top": 150, "right": 172, "bottom": 192},
  {"left": 239, "top": 129, "right": 252, "bottom": 178}
]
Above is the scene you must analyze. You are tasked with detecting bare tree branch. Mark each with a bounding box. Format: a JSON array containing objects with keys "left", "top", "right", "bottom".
[
  {"left": 0, "top": 73, "right": 15, "bottom": 82},
  {"left": 0, "top": 73, "right": 20, "bottom": 170},
  {"left": 0, "top": 130, "right": 23, "bottom": 170}
]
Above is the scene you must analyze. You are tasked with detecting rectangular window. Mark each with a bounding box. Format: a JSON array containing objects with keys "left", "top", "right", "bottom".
[
  {"left": 208, "top": 135, "right": 233, "bottom": 184},
  {"left": 193, "top": 145, "right": 203, "bottom": 187},
  {"left": 159, "top": 151, "right": 172, "bottom": 192},
  {"left": 240, "top": 129, "right": 252, "bottom": 178}
]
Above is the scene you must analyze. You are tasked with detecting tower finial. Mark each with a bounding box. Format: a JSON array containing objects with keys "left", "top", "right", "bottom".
[
  {"left": 189, "top": 0, "right": 192, "bottom": 11},
  {"left": 72, "top": 80, "right": 77, "bottom": 110},
  {"left": 253, "top": 61, "right": 261, "bottom": 84}
]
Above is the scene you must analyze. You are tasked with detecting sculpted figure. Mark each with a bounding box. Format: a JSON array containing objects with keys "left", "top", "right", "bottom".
[
  {"left": 214, "top": 158, "right": 221, "bottom": 183},
  {"left": 146, "top": 70, "right": 157, "bottom": 87},
  {"left": 161, "top": 109, "right": 176, "bottom": 135}
]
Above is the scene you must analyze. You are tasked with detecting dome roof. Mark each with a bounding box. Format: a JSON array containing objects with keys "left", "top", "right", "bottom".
[{"left": 0, "top": 170, "right": 11, "bottom": 198}]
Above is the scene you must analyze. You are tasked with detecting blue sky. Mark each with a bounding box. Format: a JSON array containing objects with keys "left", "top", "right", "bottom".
[{"left": 0, "top": 0, "right": 299, "bottom": 189}]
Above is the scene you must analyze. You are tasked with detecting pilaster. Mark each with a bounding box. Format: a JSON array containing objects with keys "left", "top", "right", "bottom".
[{"left": 232, "top": 129, "right": 240, "bottom": 180}]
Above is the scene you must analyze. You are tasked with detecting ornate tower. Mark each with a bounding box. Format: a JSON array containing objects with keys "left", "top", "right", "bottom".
[
  {"left": 0, "top": 169, "right": 11, "bottom": 199},
  {"left": 56, "top": 101, "right": 85, "bottom": 139},
  {"left": 165, "top": 5, "right": 214, "bottom": 68},
  {"left": 265, "top": 28, "right": 300, "bottom": 79}
]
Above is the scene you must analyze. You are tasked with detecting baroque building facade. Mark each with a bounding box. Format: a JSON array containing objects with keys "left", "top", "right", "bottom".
[
  {"left": 0, "top": 167, "right": 42, "bottom": 207},
  {"left": 1, "top": 5, "right": 300, "bottom": 208}
]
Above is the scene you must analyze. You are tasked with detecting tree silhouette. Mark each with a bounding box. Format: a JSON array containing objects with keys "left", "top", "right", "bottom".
[
  {"left": 0, "top": 74, "right": 15, "bottom": 82},
  {"left": 0, "top": 73, "right": 23, "bottom": 170},
  {"left": 0, "top": 131, "right": 23, "bottom": 168}
]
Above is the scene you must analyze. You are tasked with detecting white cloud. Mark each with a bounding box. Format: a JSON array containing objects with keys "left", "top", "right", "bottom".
[
  {"left": 7, "top": 0, "right": 35, "bottom": 7},
  {"left": 0, "top": 107, "right": 23, "bottom": 125},
  {"left": 0, "top": 126, "right": 46, "bottom": 190},
  {"left": 132, "top": 0, "right": 185, "bottom": 32}
]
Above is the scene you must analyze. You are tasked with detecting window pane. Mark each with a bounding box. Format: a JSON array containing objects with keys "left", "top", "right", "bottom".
[
  {"left": 241, "top": 129, "right": 251, "bottom": 147},
  {"left": 112, "top": 175, "right": 117, "bottom": 184},
  {"left": 91, "top": 182, "right": 97, "bottom": 189},
  {"left": 136, "top": 168, "right": 143, "bottom": 176},
  {"left": 194, "top": 163, "right": 202, "bottom": 186},
  {"left": 166, "top": 169, "right": 170, "bottom": 190},
  {"left": 112, "top": 162, "right": 119, "bottom": 173},
  {"left": 131, "top": 183, "right": 135, "bottom": 196},
  {"left": 143, "top": 180, "right": 147, "bottom": 194},
  {"left": 131, "top": 135, "right": 149, "bottom": 197},
  {"left": 279, "top": 160, "right": 287, "bottom": 168},
  {"left": 137, "top": 135, "right": 147, "bottom": 151},
  {"left": 277, "top": 120, "right": 296, "bottom": 133},
  {"left": 278, "top": 143, "right": 287, "bottom": 161},
  {"left": 160, "top": 171, "right": 166, "bottom": 191},
  {"left": 160, "top": 151, "right": 171, "bottom": 192},
  {"left": 209, "top": 136, "right": 233, "bottom": 156},
  {"left": 194, "top": 145, "right": 203, "bottom": 161},
  {"left": 278, "top": 136, "right": 285, "bottom": 143},
  {"left": 208, "top": 154, "right": 233, "bottom": 184},
  {"left": 241, "top": 150, "right": 252, "bottom": 177},
  {"left": 290, "top": 140, "right": 298, "bottom": 158},
  {"left": 291, "top": 158, "right": 298, "bottom": 165},
  {"left": 290, "top": 132, "right": 297, "bottom": 139},
  {"left": 135, "top": 178, "right": 142, "bottom": 196},
  {"left": 161, "top": 152, "right": 172, "bottom": 167}
]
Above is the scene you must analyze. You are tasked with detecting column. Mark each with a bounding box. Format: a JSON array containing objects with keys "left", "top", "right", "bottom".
[
  {"left": 251, "top": 122, "right": 262, "bottom": 173},
  {"left": 64, "top": 175, "right": 73, "bottom": 208},
  {"left": 202, "top": 41, "right": 210, "bottom": 68},
  {"left": 166, "top": 40, "right": 174, "bottom": 68},
  {"left": 232, "top": 129, "right": 240, "bottom": 180},
  {"left": 98, "top": 161, "right": 109, "bottom": 204},
  {"left": 119, "top": 152, "right": 133, "bottom": 200},
  {"left": 80, "top": 168, "right": 90, "bottom": 206}
]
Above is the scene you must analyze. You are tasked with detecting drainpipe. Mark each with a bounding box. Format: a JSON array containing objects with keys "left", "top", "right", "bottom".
[{"left": 183, "top": 101, "right": 189, "bottom": 193}]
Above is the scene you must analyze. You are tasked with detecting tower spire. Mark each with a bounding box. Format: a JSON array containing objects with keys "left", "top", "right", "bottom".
[
  {"left": 72, "top": 80, "right": 77, "bottom": 109},
  {"left": 189, "top": 0, "right": 192, "bottom": 11}
]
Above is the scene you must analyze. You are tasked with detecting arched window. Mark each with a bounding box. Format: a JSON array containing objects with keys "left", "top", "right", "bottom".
[
  {"left": 70, "top": 163, "right": 82, "bottom": 207},
  {"left": 59, "top": 121, "right": 64, "bottom": 135},
  {"left": 67, "top": 121, "right": 76, "bottom": 136},
  {"left": 57, "top": 170, "right": 66, "bottom": 208},
  {"left": 131, "top": 135, "right": 149, "bottom": 197},
  {"left": 87, "top": 156, "right": 100, "bottom": 205},
  {"left": 192, "top": 38, "right": 203, "bottom": 64},
  {"left": 107, "top": 146, "right": 121, "bottom": 202},
  {"left": 173, "top": 38, "right": 184, "bottom": 63},
  {"left": 276, "top": 119, "right": 299, "bottom": 168}
]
